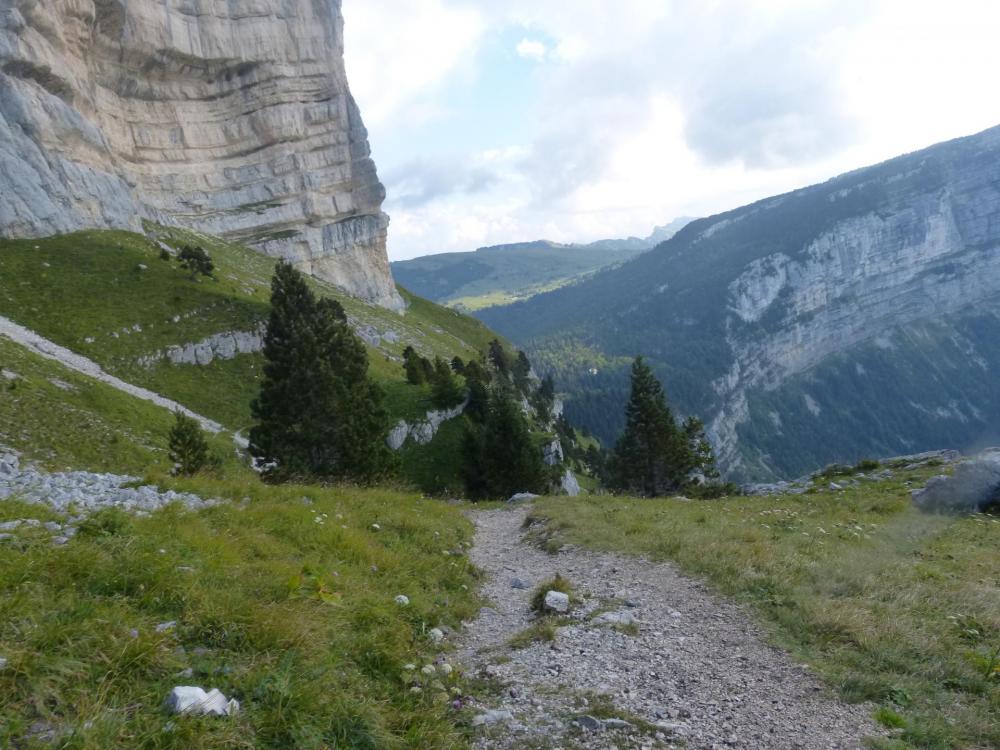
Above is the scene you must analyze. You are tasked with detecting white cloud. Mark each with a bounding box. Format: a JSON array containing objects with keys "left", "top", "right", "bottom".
[
  {"left": 344, "top": 0, "right": 1000, "bottom": 260},
  {"left": 342, "top": 0, "right": 484, "bottom": 127},
  {"left": 515, "top": 38, "right": 548, "bottom": 62}
]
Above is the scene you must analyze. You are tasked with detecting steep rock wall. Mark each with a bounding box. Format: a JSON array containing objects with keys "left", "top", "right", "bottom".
[{"left": 0, "top": 0, "right": 402, "bottom": 309}]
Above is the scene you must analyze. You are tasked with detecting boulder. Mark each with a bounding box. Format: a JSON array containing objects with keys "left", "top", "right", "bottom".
[
  {"left": 561, "top": 469, "right": 581, "bottom": 497},
  {"left": 472, "top": 709, "right": 514, "bottom": 727},
  {"left": 543, "top": 591, "right": 570, "bottom": 614},
  {"left": 508, "top": 492, "right": 540, "bottom": 503},
  {"left": 164, "top": 686, "right": 239, "bottom": 717},
  {"left": 593, "top": 611, "right": 638, "bottom": 627},
  {"left": 912, "top": 450, "right": 1000, "bottom": 513}
]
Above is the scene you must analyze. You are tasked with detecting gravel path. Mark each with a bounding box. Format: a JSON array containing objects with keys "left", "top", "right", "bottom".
[{"left": 458, "top": 506, "right": 884, "bottom": 750}]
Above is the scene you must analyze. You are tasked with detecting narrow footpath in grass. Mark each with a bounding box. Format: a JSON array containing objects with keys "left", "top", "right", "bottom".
[{"left": 457, "top": 505, "right": 884, "bottom": 750}]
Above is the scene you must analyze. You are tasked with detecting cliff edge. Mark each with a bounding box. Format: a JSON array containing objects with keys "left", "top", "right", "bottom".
[{"left": 0, "top": 0, "right": 402, "bottom": 309}]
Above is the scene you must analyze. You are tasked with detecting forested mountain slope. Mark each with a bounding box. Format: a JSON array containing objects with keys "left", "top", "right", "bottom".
[{"left": 480, "top": 126, "right": 1000, "bottom": 480}]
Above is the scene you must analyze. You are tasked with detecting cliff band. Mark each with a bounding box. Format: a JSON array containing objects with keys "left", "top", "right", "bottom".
[{"left": 0, "top": 0, "right": 402, "bottom": 309}]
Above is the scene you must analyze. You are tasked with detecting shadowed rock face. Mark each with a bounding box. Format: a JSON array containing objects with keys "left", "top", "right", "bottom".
[{"left": 0, "top": 0, "right": 403, "bottom": 310}]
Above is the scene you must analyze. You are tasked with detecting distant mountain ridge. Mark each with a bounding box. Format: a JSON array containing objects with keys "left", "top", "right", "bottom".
[
  {"left": 391, "top": 218, "right": 694, "bottom": 311},
  {"left": 479, "top": 126, "right": 1000, "bottom": 480}
]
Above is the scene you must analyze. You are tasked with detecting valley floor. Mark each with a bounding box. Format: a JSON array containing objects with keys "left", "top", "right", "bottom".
[{"left": 459, "top": 506, "right": 882, "bottom": 749}]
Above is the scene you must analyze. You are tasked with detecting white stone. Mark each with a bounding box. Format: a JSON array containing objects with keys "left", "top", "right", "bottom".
[
  {"left": 164, "top": 686, "right": 239, "bottom": 717},
  {"left": 561, "top": 470, "right": 581, "bottom": 497},
  {"left": 472, "top": 709, "right": 513, "bottom": 727},
  {"left": 508, "top": 493, "right": 540, "bottom": 503},
  {"left": 543, "top": 591, "right": 570, "bottom": 614},
  {"left": 394, "top": 595, "right": 410, "bottom": 606}
]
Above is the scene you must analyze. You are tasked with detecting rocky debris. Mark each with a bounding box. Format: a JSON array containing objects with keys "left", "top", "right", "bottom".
[
  {"left": 912, "top": 450, "right": 1000, "bottom": 513},
  {"left": 164, "top": 686, "right": 239, "bottom": 717},
  {"left": 0, "top": 451, "right": 19, "bottom": 476},
  {"left": 387, "top": 400, "right": 468, "bottom": 450},
  {"left": 508, "top": 493, "right": 540, "bottom": 503},
  {"left": 592, "top": 610, "right": 639, "bottom": 627},
  {"left": 0, "top": 464, "right": 214, "bottom": 516},
  {"left": 561, "top": 469, "right": 582, "bottom": 497},
  {"left": 510, "top": 578, "right": 530, "bottom": 590},
  {"left": 472, "top": 709, "right": 514, "bottom": 727},
  {"left": 0, "top": 0, "right": 402, "bottom": 309},
  {"left": 138, "top": 326, "right": 266, "bottom": 368},
  {"left": 542, "top": 591, "right": 570, "bottom": 614},
  {"left": 458, "top": 507, "right": 885, "bottom": 749}
]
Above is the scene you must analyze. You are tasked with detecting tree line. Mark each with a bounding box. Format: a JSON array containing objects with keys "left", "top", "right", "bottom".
[{"left": 169, "top": 261, "right": 726, "bottom": 499}]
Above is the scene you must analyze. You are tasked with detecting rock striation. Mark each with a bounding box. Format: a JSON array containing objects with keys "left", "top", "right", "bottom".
[{"left": 0, "top": 0, "right": 402, "bottom": 309}]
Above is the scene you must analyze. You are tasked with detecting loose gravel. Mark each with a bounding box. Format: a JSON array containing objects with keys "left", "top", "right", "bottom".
[{"left": 458, "top": 506, "right": 885, "bottom": 750}]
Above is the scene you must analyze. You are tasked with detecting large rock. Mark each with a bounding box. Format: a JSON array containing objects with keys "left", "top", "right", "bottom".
[
  {"left": 0, "top": 0, "right": 402, "bottom": 310},
  {"left": 543, "top": 590, "right": 570, "bottom": 614},
  {"left": 912, "top": 450, "right": 1000, "bottom": 513}
]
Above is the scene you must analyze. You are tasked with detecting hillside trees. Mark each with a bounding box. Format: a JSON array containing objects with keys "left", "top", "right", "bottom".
[
  {"left": 462, "top": 391, "right": 546, "bottom": 500},
  {"left": 168, "top": 411, "right": 214, "bottom": 476},
  {"left": 609, "top": 357, "right": 719, "bottom": 497},
  {"left": 250, "top": 262, "right": 392, "bottom": 483}
]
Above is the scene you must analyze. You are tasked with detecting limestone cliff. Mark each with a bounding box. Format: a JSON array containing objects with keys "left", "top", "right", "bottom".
[
  {"left": 480, "top": 125, "right": 1000, "bottom": 480},
  {"left": 0, "top": 0, "right": 402, "bottom": 309}
]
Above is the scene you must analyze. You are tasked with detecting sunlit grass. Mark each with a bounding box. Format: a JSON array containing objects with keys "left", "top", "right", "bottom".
[{"left": 0, "top": 476, "right": 481, "bottom": 748}]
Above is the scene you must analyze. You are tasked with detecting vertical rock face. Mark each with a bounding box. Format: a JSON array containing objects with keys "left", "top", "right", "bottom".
[{"left": 0, "top": 0, "right": 402, "bottom": 310}]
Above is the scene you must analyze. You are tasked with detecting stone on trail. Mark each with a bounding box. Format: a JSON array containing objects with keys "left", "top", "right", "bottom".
[
  {"left": 164, "top": 686, "right": 239, "bottom": 716},
  {"left": 510, "top": 577, "right": 529, "bottom": 590},
  {"left": 543, "top": 590, "right": 570, "bottom": 613},
  {"left": 472, "top": 709, "right": 514, "bottom": 727},
  {"left": 575, "top": 714, "right": 603, "bottom": 731},
  {"left": 593, "top": 610, "right": 638, "bottom": 627}
]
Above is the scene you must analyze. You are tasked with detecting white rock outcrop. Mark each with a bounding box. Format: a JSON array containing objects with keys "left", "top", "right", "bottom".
[
  {"left": 0, "top": 0, "right": 402, "bottom": 309},
  {"left": 386, "top": 401, "right": 468, "bottom": 451}
]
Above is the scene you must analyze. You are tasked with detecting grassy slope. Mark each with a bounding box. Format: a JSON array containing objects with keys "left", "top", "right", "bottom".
[
  {"left": 0, "top": 476, "right": 480, "bottom": 749},
  {"left": 529, "top": 465, "right": 1000, "bottom": 749},
  {"left": 0, "top": 228, "right": 505, "bottom": 487},
  {"left": 0, "top": 337, "right": 233, "bottom": 475}
]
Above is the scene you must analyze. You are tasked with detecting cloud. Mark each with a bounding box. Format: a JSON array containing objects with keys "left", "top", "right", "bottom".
[
  {"left": 343, "top": 0, "right": 1000, "bottom": 259},
  {"left": 384, "top": 158, "right": 500, "bottom": 208},
  {"left": 515, "top": 38, "right": 548, "bottom": 62},
  {"left": 342, "top": 0, "right": 484, "bottom": 127}
]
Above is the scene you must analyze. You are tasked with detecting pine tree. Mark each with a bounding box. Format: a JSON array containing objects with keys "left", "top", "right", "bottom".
[
  {"left": 178, "top": 245, "right": 214, "bottom": 279},
  {"left": 402, "top": 346, "right": 426, "bottom": 385},
  {"left": 430, "top": 356, "right": 465, "bottom": 409},
  {"left": 168, "top": 411, "right": 212, "bottom": 476},
  {"left": 512, "top": 350, "right": 532, "bottom": 393},
  {"left": 450, "top": 356, "right": 466, "bottom": 375},
  {"left": 488, "top": 339, "right": 509, "bottom": 376},
  {"left": 682, "top": 416, "right": 719, "bottom": 480},
  {"left": 609, "top": 357, "right": 690, "bottom": 497},
  {"left": 532, "top": 374, "right": 556, "bottom": 424},
  {"left": 250, "top": 262, "right": 392, "bottom": 483},
  {"left": 462, "top": 392, "right": 546, "bottom": 500}
]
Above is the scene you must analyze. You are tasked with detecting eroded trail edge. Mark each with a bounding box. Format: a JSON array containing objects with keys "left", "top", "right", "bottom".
[{"left": 458, "top": 506, "right": 884, "bottom": 750}]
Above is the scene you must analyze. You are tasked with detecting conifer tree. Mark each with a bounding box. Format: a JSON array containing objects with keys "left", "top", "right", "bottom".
[
  {"left": 462, "top": 392, "right": 545, "bottom": 500},
  {"left": 609, "top": 357, "right": 690, "bottom": 497},
  {"left": 488, "top": 339, "right": 509, "bottom": 376},
  {"left": 512, "top": 350, "right": 532, "bottom": 393},
  {"left": 168, "top": 411, "right": 212, "bottom": 476},
  {"left": 402, "top": 346, "right": 426, "bottom": 385},
  {"left": 430, "top": 356, "right": 465, "bottom": 409},
  {"left": 250, "top": 262, "right": 392, "bottom": 483}
]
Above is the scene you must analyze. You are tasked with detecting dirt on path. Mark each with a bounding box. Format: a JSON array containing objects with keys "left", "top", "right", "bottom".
[{"left": 457, "top": 506, "right": 885, "bottom": 750}]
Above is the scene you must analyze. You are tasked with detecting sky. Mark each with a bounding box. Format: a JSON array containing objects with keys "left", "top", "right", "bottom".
[{"left": 342, "top": 0, "right": 1000, "bottom": 261}]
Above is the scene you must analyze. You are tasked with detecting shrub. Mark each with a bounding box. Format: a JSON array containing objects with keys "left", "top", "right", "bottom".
[{"left": 168, "top": 411, "right": 213, "bottom": 476}]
